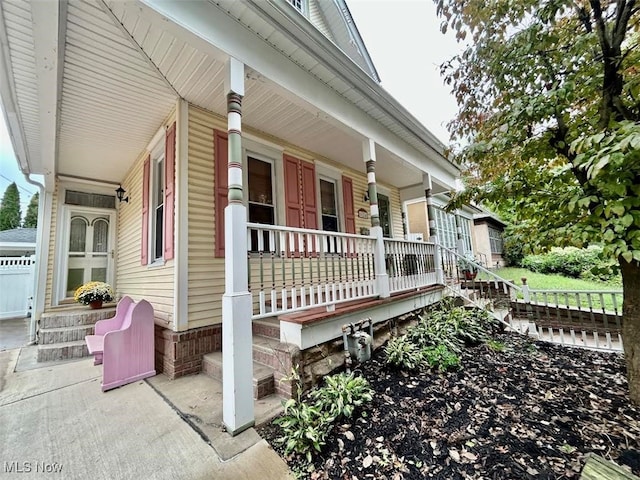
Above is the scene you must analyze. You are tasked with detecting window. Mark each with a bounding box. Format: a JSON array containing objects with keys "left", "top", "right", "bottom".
[
  {"left": 151, "top": 150, "right": 165, "bottom": 262},
  {"left": 319, "top": 178, "right": 339, "bottom": 232},
  {"left": 434, "top": 207, "right": 472, "bottom": 253},
  {"left": 378, "top": 193, "right": 392, "bottom": 238},
  {"left": 287, "top": 0, "right": 305, "bottom": 13},
  {"left": 489, "top": 226, "right": 504, "bottom": 254},
  {"left": 142, "top": 123, "right": 175, "bottom": 265},
  {"left": 248, "top": 156, "right": 275, "bottom": 251}
]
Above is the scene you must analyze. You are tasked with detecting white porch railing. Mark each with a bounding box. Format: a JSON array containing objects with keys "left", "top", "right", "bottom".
[
  {"left": 0, "top": 256, "right": 35, "bottom": 319},
  {"left": 247, "top": 223, "right": 378, "bottom": 319},
  {"left": 383, "top": 238, "right": 437, "bottom": 293},
  {"left": 437, "top": 245, "right": 624, "bottom": 353}
]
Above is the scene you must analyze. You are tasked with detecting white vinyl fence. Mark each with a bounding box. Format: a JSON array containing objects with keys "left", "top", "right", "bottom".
[{"left": 0, "top": 256, "right": 35, "bottom": 319}]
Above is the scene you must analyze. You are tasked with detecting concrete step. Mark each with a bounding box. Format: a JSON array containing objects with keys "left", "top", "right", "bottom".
[
  {"left": 39, "top": 307, "right": 116, "bottom": 329},
  {"left": 39, "top": 324, "right": 94, "bottom": 344},
  {"left": 37, "top": 340, "right": 88, "bottom": 362},
  {"left": 202, "top": 352, "right": 275, "bottom": 400},
  {"left": 252, "top": 318, "right": 280, "bottom": 340}
]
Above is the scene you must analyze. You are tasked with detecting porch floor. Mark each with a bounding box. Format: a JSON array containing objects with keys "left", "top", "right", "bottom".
[{"left": 278, "top": 285, "right": 444, "bottom": 326}]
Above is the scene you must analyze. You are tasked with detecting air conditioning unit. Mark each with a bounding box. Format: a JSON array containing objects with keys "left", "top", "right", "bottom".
[{"left": 408, "top": 233, "right": 424, "bottom": 242}]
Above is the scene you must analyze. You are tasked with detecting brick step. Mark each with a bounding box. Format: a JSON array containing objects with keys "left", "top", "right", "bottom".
[
  {"left": 252, "top": 318, "right": 280, "bottom": 340},
  {"left": 37, "top": 340, "right": 88, "bottom": 362},
  {"left": 202, "top": 352, "right": 275, "bottom": 400},
  {"left": 39, "top": 307, "right": 116, "bottom": 329},
  {"left": 39, "top": 324, "right": 94, "bottom": 344}
]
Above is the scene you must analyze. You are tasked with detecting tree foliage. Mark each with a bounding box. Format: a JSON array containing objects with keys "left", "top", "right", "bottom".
[
  {"left": 23, "top": 192, "right": 38, "bottom": 228},
  {"left": 0, "top": 182, "right": 22, "bottom": 231},
  {"left": 435, "top": 0, "right": 640, "bottom": 401}
]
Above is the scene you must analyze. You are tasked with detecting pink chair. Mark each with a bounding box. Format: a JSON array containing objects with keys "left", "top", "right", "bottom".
[
  {"left": 86, "top": 296, "right": 134, "bottom": 365},
  {"left": 85, "top": 297, "right": 156, "bottom": 391}
]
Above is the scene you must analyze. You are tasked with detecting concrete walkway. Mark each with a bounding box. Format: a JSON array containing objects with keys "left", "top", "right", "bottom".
[{"left": 0, "top": 347, "right": 292, "bottom": 479}]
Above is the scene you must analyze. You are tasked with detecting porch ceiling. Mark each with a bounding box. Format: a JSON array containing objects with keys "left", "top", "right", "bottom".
[{"left": 1, "top": 0, "right": 449, "bottom": 189}]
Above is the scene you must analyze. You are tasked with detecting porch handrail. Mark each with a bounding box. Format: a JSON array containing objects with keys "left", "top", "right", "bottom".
[
  {"left": 383, "top": 238, "right": 438, "bottom": 293},
  {"left": 246, "top": 222, "right": 375, "bottom": 241},
  {"left": 246, "top": 223, "right": 378, "bottom": 319},
  {"left": 437, "top": 244, "right": 623, "bottom": 352}
]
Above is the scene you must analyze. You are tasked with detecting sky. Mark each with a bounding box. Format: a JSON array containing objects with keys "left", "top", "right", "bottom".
[{"left": 0, "top": 0, "right": 461, "bottom": 216}]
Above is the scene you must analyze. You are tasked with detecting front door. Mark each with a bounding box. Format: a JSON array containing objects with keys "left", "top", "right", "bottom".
[{"left": 62, "top": 208, "right": 115, "bottom": 299}]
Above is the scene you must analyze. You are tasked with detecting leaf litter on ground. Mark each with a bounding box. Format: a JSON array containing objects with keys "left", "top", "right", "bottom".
[{"left": 259, "top": 332, "right": 640, "bottom": 479}]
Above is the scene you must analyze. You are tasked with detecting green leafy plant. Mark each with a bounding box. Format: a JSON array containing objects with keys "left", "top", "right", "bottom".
[
  {"left": 384, "top": 336, "right": 424, "bottom": 371},
  {"left": 274, "top": 397, "right": 332, "bottom": 461},
  {"left": 310, "top": 372, "right": 373, "bottom": 420},
  {"left": 487, "top": 340, "right": 506, "bottom": 353},
  {"left": 274, "top": 370, "right": 373, "bottom": 461},
  {"left": 421, "top": 345, "right": 460, "bottom": 372}
]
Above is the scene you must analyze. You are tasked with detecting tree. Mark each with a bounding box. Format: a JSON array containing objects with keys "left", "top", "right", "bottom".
[
  {"left": 0, "top": 182, "right": 21, "bottom": 231},
  {"left": 23, "top": 192, "right": 39, "bottom": 228},
  {"left": 435, "top": 0, "right": 640, "bottom": 402}
]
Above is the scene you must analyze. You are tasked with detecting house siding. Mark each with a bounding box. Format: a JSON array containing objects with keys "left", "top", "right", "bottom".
[
  {"left": 308, "top": 0, "right": 333, "bottom": 40},
  {"left": 44, "top": 185, "right": 60, "bottom": 309},
  {"left": 116, "top": 113, "right": 177, "bottom": 329},
  {"left": 187, "top": 106, "right": 226, "bottom": 329}
]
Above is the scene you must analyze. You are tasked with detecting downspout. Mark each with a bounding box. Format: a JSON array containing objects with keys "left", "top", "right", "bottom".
[{"left": 22, "top": 173, "right": 51, "bottom": 345}]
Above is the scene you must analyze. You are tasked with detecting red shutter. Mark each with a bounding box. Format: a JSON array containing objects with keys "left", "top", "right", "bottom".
[
  {"left": 214, "top": 130, "right": 229, "bottom": 258},
  {"left": 301, "top": 161, "right": 317, "bottom": 230},
  {"left": 283, "top": 155, "right": 303, "bottom": 228},
  {"left": 163, "top": 123, "right": 176, "bottom": 261},
  {"left": 141, "top": 155, "right": 150, "bottom": 265},
  {"left": 342, "top": 176, "right": 356, "bottom": 234}
]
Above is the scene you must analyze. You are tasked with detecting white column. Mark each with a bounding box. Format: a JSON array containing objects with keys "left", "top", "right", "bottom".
[
  {"left": 222, "top": 58, "right": 254, "bottom": 435},
  {"left": 363, "top": 138, "right": 389, "bottom": 298}
]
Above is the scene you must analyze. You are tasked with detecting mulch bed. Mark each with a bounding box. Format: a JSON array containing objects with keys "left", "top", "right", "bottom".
[{"left": 259, "top": 333, "right": 640, "bottom": 479}]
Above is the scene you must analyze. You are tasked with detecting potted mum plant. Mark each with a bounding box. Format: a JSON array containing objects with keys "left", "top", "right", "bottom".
[
  {"left": 74, "top": 281, "right": 115, "bottom": 309},
  {"left": 457, "top": 254, "right": 479, "bottom": 280}
]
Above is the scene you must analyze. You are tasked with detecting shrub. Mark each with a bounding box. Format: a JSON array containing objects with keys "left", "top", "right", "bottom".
[
  {"left": 385, "top": 337, "right": 424, "bottom": 371},
  {"left": 521, "top": 246, "right": 619, "bottom": 282},
  {"left": 310, "top": 372, "right": 373, "bottom": 420},
  {"left": 422, "top": 345, "right": 460, "bottom": 372},
  {"left": 274, "top": 371, "right": 373, "bottom": 461}
]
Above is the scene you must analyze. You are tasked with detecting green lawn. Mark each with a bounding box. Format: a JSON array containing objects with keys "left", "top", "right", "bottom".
[
  {"left": 488, "top": 267, "right": 621, "bottom": 291},
  {"left": 479, "top": 267, "right": 623, "bottom": 311}
]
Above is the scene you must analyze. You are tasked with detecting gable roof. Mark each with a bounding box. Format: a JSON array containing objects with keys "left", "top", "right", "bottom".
[
  {"left": 0, "top": 228, "right": 37, "bottom": 244},
  {"left": 312, "top": 0, "right": 380, "bottom": 82}
]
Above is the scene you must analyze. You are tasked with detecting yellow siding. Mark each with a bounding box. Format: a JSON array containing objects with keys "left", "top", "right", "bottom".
[
  {"left": 184, "top": 105, "right": 409, "bottom": 328},
  {"left": 116, "top": 113, "right": 176, "bottom": 328},
  {"left": 187, "top": 106, "right": 227, "bottom": 328},
  {"left": 44, "top": 184, "right": 60, "bottom": 310}
]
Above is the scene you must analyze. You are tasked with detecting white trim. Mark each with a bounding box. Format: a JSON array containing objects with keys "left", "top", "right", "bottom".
[
  {"left": 315, "top": 162, "right": 344, "bottom": 232},
  {"left": 174, "top": 99, "right": 189, "bottom": 331},
  {"left": 139, "top": 0, "right": 460, "bottom": 186},
  {"left": 242, "top": 147, "right": 280, "bottom": 225},
  {"left": 147, "top": 125, "right": 166, "bottom": 153},
  {"left": 55, "top": 204, "right": 117, "bottom": 305},
  {"left": 148, "top": 135, "right": 165, "bottom": 264}
]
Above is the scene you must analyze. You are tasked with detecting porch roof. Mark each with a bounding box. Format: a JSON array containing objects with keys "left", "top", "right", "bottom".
[{"left": 0, "top": 0, "right": 459, "bottom": 193}]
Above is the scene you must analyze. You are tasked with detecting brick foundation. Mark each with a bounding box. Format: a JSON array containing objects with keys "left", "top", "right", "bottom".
[{"left": 154, "top": 324, "right": 222, "bottom": 379}]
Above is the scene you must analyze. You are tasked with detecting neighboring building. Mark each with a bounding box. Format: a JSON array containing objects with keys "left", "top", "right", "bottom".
[
  {"left": 0, "top": 228, "right": 37, "bottom": 257},
  {"left": 1, "top": 0, "right": 462, "bottom": 433},
  {"left": 473, "top": 213, "right": 507, "bottom": 268}
]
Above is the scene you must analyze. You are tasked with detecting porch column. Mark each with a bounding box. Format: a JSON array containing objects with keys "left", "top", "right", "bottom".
[
  {"left": 423, "top": 173, "right": 444, "bottom": 284},
  {"left": 364, "top": 138, "right": 390, "bottom": 298},
  {"left": 222, "top": 58, "right": 254, "bottom": 435},
  {"left": 454, "top": 213, "right": 465, "bottom": 256}
]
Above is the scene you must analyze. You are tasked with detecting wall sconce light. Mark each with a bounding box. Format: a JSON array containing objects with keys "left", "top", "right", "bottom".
[
  {"left": 363, "top": 191, "right": 370, "bottom": 202},
  {"left": 115, "top": 185, "right": 129, "bottom": 203}
]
